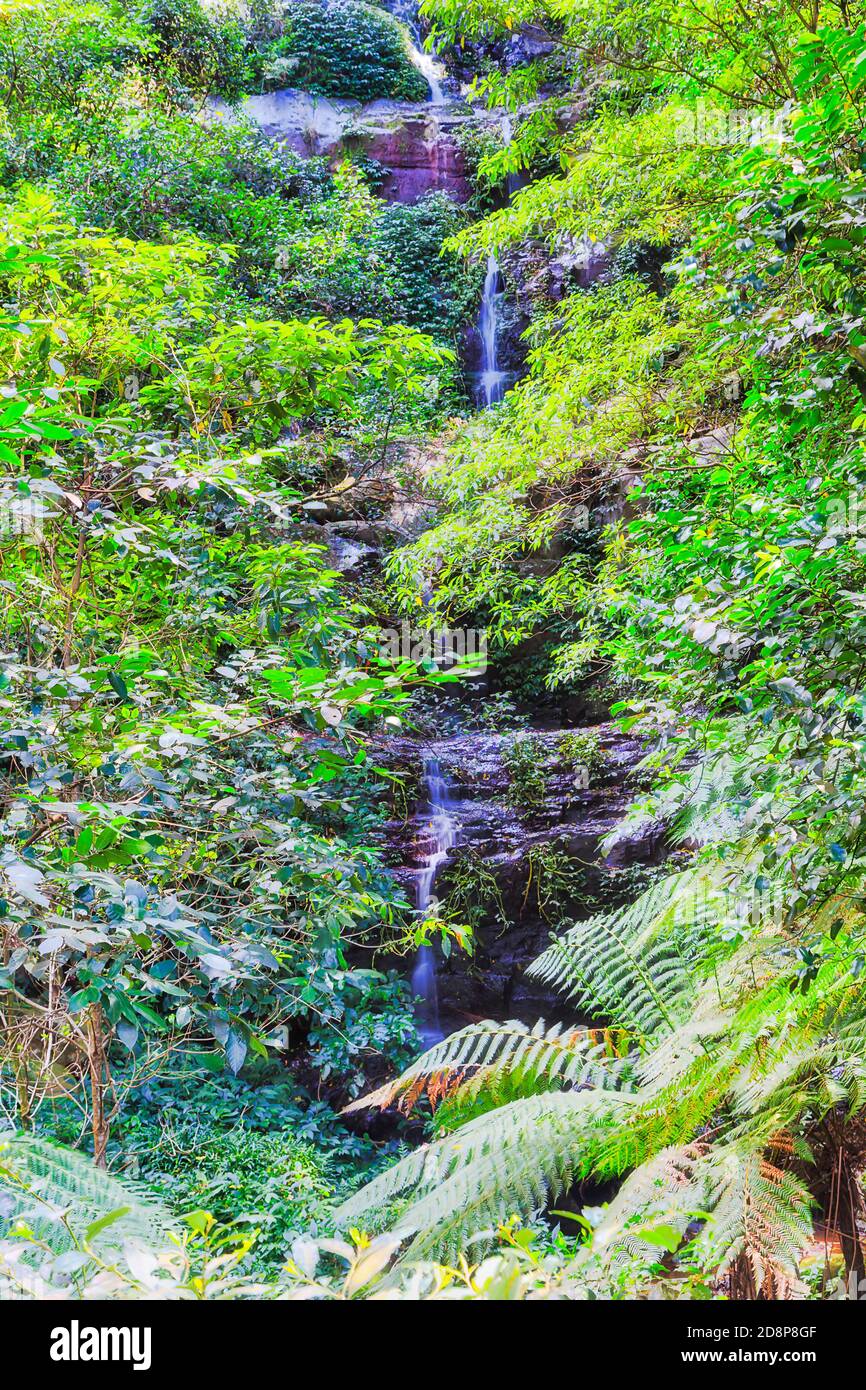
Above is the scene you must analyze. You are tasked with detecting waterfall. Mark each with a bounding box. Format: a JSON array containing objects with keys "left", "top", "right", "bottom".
[
  {"left": 478, "top": 251, "right": 506, "bottom": 409},
  {"left": 406, "top": 33, "right": 446, "bottom": 105},
  {"left": 411, "top": 757, "right": 458, "bottom": 1047},
  {"left": 501, "top": 112, "right": 520, "bottom": 200},
  {"left": 475, "top": 113, "right": 516, "bottom": 409},
  {"left": 383, "top": 0, "right": 447, "bottom": 105}
]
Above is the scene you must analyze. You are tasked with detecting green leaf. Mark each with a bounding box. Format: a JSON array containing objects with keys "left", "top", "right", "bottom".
[
  {"left": 85, "top": 1206, "right": 132, "bottom": 1244},
  {"left": 107, "top": 671, "right": 129, "bottom": 700}
]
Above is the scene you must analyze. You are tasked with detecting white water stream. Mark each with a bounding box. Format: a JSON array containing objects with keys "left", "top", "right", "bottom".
[
  {"left": 476, "top": 114, "right": 517, "bottom": 409},
  {"left": 384, "top": 0, "right": 448, "bottom": 104},
  {"left": 411, "top": 758, "right": 458, "bottom": 1047},
  {"left": 478, "top": 250, "right": 507, "bottom": 408}
]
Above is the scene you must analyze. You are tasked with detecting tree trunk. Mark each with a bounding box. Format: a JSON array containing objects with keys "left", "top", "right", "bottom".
[
  {"left": 834, "top": 1145, "right": 865, "bottom": 1293},
  {"left": 86, "top": 1002, "right": 109, "bottom": 1168}
]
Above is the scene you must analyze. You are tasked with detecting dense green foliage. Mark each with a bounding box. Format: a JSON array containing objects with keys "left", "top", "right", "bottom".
[
  {"left": 0, "top": 0, "right": 465, "bottom": 1183},
  {"left": 4, "top": 0, "right": 866, "bottom": 1308},
  {"left": 264, "top": 1, "right": 429, "bottom": 102},
  {"left": 359, "top": 0, "right": 866, "bottom": 1299}
]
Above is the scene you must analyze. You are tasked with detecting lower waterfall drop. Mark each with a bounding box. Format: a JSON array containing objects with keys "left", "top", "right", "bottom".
[
  {"left": 411, "top": 757, "right": 458, "bottom": 1047},
  {"left": 478, "top": 250, "right": 507, "bottom": 409}
]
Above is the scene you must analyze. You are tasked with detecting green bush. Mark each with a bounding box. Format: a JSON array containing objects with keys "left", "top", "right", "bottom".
[
  {"left": 558, "top": 728, "right": 607, "bottom": 781},
  {"left": 503, "top": 733, "right": 549, "bottom": 814},
  {"left": 0, "top": 0, "right": 252, "bottom": 109},
  {"left": 0, "top": 1, "right": 145, "bottom": 113},
  {"left": 371, "top": 193, "right": 482, "bottom": 348},
  {"left": 143, "top": 1129, "right": 333, "bottom": 1269},
  {"left": 135, "top": 0, "right": 250, "bottom": 97},
  {"left": 440, "top": 849, "right": 506, "bottom": 930},
  {"left": 37, "top": 1067, "right": 398, "bottom": 1272},
  {"left": 264, "top": 1, "right": 428, "bottom": 102},
  {"left": 307, "top": 971, "right": 420, "bottom": 1099}
]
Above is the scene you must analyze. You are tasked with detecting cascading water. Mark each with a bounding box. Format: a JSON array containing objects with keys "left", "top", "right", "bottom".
[
  {"left": 407, "top": 33, "right": 447, "bottom": 105},
  {"left": 478, "top": 251, "right": 507, "bottom": 409},
  {"left": 475, "top": 114, "right": 516, "bottom": 409},
  {"left": 411, "top": 757, "right": 458, "bottom": 1046},
  {"left": 383, "top": 0, "right": 447, "bottom": 104}
]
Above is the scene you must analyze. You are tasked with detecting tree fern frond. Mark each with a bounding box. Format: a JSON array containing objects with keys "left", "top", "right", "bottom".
[
  {"left": 666, "top": 752, "right": 749, "bottom": 847},
  {"left": 0, "top": 1135, "right": 175, "bottom": 1256},
  {"left": 391, "top": 1091, "right": 633, "bottom": 1263},
  {"left": 696, "top": 1147, "right": 814, "bottom": 1297},
  {"left": 337, "top": 862, "right": 864, "bottom": 1288},
  {"left": 636, "top": 939, "right": 772, "bottom": 1093},
  {"left": 592, "top": 1140, "right": 813, "bottom": 1296},
  {"left": 602, "top": 741, "right": 751, "bottom": 855},
  {"left": 592, "top": 1144, "right": 706, "bottom": 1269},
  {"left": 528, "top": 869, "right": 724, "bottom": 1035},
  {"left": 343, "top": 1019, "right": 633, "bottom": 1118},
  {"left": 335, "top": 1090, "right": 634, "bottom": 1254},
  {"left": 635, "top": 1012, "right": 730, "bottom": 1092},
  {"left": 529, "top": 863, "right": 789, "bottom": 1036}
]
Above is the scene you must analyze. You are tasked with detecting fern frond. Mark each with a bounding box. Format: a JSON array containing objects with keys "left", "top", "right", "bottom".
[
  {"left": 394, "top": 1091, "right": 634, "bottom": 1262},
  {"left": 335, "top": 1090, "right": 634, "bottom": 1258},
  {"left": 528, "top": 861, "right": 792, "bottom": 1037},
  {"left": 592, "top": 1140, "right": 813, "bottom": 1296},
  {"left": 0, "top": 1134, "right": 175, "bottom": 1256},
  {"left": 696, "top": 1147, "right": 813, "bottom": 1297},
  {"left": 592, "top": 1144, "right": 706, "bottom": 1268},
  {"left": 665, "top": 752, "right": 749, "bottom": 847},
  {"left": 338, "top": 866, "right": 864, "bottom": 1287},
  {"left": 343, "top": 1019, "right": 632, "bottom": 1118},
  {"left": 602, "top": 744, "right": 749, "bottom": 855},
  {"left": 528, "top": 869, "right": 725, "bottom": 1035}
]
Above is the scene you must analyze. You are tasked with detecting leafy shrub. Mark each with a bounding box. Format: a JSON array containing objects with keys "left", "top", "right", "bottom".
[
  {"left": 371, "top": 193, "right": 482, "bottom": 348},
  {"left": 0, "top": 0, "right": 251, "bottom": 110},
  {"left": 521, "top": 843, "right": 585, "bottom": 922},
  {"left": 476, "top": 691, "right": 527, "bottom": 732},
  {"left": 453, "top": 119, "right": 511, "bottom": 212},
  {"left": 440, "top": 849, "right": 506, "bottom": 930},
  {"left": 142, "top": 1129, "right": 333, "bottom": 1270},
  {"left": 135, "top": 0, "right": 251, "bottom": 97},
  {"left": 503, "top": 733, "right": 548, "bottom": 813},
  {"left": 263, "top": 1, "right": 428, "bottom": 102},
  {"left": 35, "top": 1066, "right": 399, "bottom": 1272},
  {"left": 558, "top": 728, "right": 607, "bottom": 783},
  {"left": 39, "top": 110, "right": 331, "bottom": 263},
  {"left": 0, "top": 0, "right": 145, "bottom": 113},
  {"left": 306, "top": 971, "right": 420, "bottom": 1099}
]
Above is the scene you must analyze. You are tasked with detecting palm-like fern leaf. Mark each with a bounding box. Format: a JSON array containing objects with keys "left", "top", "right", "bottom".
[
  {"left": 591, "top": 1141, "right": 813, "bottom": 1295},
  {"left": 528, "top": 869, "right": 733, "bottom": 1035},
  {"left": 336, "top": 1090, "right": 634, "bottom": 1260},
  {"left": 602, "top": 727, "right": 778, "bottom": 855},
  {"left": 695, "top": 1147, "right": 814, "bottom": 1297},
  {"left": 343, "top": 1019, "right": 632, "bottom": 1117},
  {"left": 0, "top": 1134, "right": 175, "bottom": 1256},
  {"left": 591, "top": 1144, "right": 706, "bottom": 1267}
]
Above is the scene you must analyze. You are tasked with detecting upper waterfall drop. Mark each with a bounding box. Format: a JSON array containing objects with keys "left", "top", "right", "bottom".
[
  {"left": 474, "top": 112, "right": 519, "bottom": 410},
  {"left": 406, "top": 34, "right": 446, "bottom": 105},
  {"left": 382, "top": 0, "right": 448, "bottom": 105}
]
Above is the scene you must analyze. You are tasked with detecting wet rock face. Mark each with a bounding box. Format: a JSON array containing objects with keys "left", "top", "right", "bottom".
[
  {"left": 347, "top": 110, "right": 471, "bottom": 203},
  {"left": 379, "top": 724, "right": 667, "bottom": 1030},
  {"left": 212, "top": 89, "right": 472, "bottom": 203},
  {"left": 444, "top": 22, "right": 557, "bottom": 86},
  {"left": 502, "top": 236, "right": 613, "bottom": 318}
]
